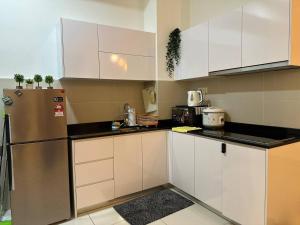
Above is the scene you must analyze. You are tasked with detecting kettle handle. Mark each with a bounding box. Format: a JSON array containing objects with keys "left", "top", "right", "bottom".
[{"left": 197, "top": 90, "right": 203, "bottom": 104}]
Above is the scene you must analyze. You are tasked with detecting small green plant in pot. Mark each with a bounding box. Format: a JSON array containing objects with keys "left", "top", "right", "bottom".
[
  {"left": 34, "top": 74, "right": 43, "bottom": 89},
  {"left": 45, "top": 75, "right": 54, "bottom": 89},
  {"left": 25, "top": 79, "right": 34, "bottom": 89},
  {"left": 14, "top": 74, "right": 24, "bottom": 89}
]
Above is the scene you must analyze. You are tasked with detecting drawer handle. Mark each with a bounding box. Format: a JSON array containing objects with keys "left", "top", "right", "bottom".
[{"left": 221, "top": 143, "right": 226, "bottom": 154}]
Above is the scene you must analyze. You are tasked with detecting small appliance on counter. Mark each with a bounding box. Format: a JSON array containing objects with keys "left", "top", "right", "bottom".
[
  {"left": 123, "top": 103, "right": 137, "bottom": 127},
  {"left": 187, "top": 90, "right": 203, "bottom": 107},
  {"left": 202, "top": 107, "right": 225, "bottom": 129},
  {"left": 172, "top": 105, "right": 208, "bottom": 126}
]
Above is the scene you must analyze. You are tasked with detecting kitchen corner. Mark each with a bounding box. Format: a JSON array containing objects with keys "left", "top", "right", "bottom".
[{"left": 1, "top": 0, "right": 300, "bottom": 225}]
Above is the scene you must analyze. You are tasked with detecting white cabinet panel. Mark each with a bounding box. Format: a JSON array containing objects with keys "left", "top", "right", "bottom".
[
  {"left": 76, "top": 180, "right": 114, "bottom": 210},
  {"left": 195, "top": 137, "right": 223, "bottom": 212},
  {"left": 172, "top": 132, "right": 195, "bottom": 196},
  {"left": 74, "top": 137, "right": 113, "bottom": 164},
  {"left": 114, "top": 134, "right": 142, "bottom": 198},
  {"left": 223, "top": 143, "right": 266, "bottom": 225},
  {"left": 209, "top": 8, "right": 242, "bottom": 72},
  {"left": 61, "top": 19, "right": 99, "bottom": 79},
  {"left": 175, "top": 22, "right": 209, "bottom": 80},
  {"left": 242, "top": 0, "right": 290, "bottom": 67},
  {"left": 75, "top": 159, "right": 113, "bottom": 187},
  {"left": 142, "top": 131, "right": 168, "bottom": 190},
  {"left": 99, "top": 52, "right": 155, "bottom": 81},
  {"left": 98, "top": 25, "right": 155, "bottom": 57}
]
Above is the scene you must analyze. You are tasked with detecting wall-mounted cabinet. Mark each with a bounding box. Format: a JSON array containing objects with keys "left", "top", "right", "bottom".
[
  {"left": 58, "top": 19, "right": 156, "bottom": 80},
  {"left": 99, "top": 52, "right": 155, "bottom": 80},
  {"left": 181, "top": 0, "right": 300, "bottom": 78},
  {"left": 209, "top": 8, "right": 242, "bottom": 72},
  {"left": 175, "top": 22, "right": 209, "bottom": 80},
  {"left": 242, "top": 0, "right": 290, "bottom": 67},
  {"left": 59, "top": 19, "right": 99, "bottom": 79},
  {"left": 98, "top": 25, "right": 155, "bottom": 57}
]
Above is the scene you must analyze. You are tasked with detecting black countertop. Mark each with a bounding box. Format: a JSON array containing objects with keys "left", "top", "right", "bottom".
[{"left": 68, "top": 120, "right": 300, "bottom": 149}]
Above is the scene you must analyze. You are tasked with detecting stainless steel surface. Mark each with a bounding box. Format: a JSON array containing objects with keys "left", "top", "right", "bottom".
[
  {"left": 209, "top": 61, "right": 298, "bottom": 76},
  {"left": 10, "top": 148, "right": 14, "bottom": 191},
  {"left": 10, "top": 140, "right": 71, "bottom": 225},
  {"left": 3, "top": 89, "right": 67, "bottom": 144}
]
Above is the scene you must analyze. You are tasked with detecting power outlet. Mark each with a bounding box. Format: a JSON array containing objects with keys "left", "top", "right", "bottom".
[{"left": 198, "top": 87, "right": 208, "bottom": 95}]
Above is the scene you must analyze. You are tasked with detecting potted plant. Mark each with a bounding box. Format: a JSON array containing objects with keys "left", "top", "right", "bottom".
[
  {"left": 14, "top": 74, "right": 24, "bottom": 89},
  {"left": 34, "top": 74, "right": 43, "bottom": 89},
  {"left": 166, "top": 28, "right": 181, "bottom": 78},
  {"left": 25, "top": 79, "right": 34, "bottom": 89},
  {"left": 45, "top": 75, "right": 54, "bottom": 89}
]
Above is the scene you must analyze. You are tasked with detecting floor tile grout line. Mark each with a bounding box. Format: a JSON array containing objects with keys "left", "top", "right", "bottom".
[{"left": 88, "top": 214, "right": 96, "bottom": 225}]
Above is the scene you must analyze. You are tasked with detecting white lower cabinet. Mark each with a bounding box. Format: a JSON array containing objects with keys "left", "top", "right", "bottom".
[
  {"left": 195, "top": 137, "right": 223, "bottom": 212},
  {"left": 114, "top": 134, "right": 143, "bottom": 198},
  {"left": 222, "top": 143, "right": 266, "bottom": 225},
  {"left": 172, "top": 132, "right": 266, "bottom": 225},
  {"left": 142, "top": 131, "right": 168, "bottom": 190},
  {"left": 172, "top": 132, "right": 195, "bottom": 196}
]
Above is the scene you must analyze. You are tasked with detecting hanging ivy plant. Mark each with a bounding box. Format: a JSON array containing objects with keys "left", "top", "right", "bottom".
[{"left": 166, "top": 28, "right": 181, "bottom": 78}]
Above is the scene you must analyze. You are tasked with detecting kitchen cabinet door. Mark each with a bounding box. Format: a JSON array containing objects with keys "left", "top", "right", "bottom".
[
  {"left": 98, "top": 25, "right": 155, "bottom": 57},
  {"left": 172, "top": 132, "right": 195, "bottom": 196},
  {"left": 209, "top": 8, "right": 242, "bottom": 72},
  {"left": 195, "top": 137, "right": 223, "bottom": 212},
  {"left": 60, "top": 19, "right": 99, "bottom": 79},
  {"left": 242, "top": 0, "right": 290, "bottom": 67},
  {"left": 99, "top": 52, "right": 155, "bottom": 80},
  {"left": 142, "top": 131, "right": 168, "bottom": 190},
  {"left": 175, "top": 22, "right": 209, "bottom": 80},
  {"left": 114, "top": 134, "right": 142, "bottom": 198},
  {"left": 222, "top": 143, "right": 266, "bottom": 225}
]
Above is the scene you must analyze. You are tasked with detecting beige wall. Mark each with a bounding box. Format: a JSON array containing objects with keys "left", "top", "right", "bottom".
[
  {"left": 158, "top": 69, "right": 300, "bottom": 129},
  {"left": 0, "top": 79, "right": 145, "bottom": 125}
]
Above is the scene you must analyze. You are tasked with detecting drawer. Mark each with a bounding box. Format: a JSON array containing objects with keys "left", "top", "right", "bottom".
[
  {"left": 76, "top": 180, "right": 114, "bottom": 210},
  {"left": 74, "top": 137, "right": 113, "bottom": 163},
  {"left": 75, "top": 159, "right": 113, "bottom": 187}
]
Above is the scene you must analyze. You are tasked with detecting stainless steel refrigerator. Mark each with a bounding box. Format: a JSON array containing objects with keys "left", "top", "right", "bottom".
[{"left": 3, "top": 89, "right": 71, "bottom": 225}]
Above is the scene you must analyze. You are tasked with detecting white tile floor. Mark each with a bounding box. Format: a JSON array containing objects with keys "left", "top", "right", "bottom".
[{"left": 60, "top": 203, "right": 233, "bottom": 225}]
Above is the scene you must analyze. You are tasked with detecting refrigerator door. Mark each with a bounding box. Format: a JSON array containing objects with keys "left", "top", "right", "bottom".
[
  {"left": 3, "top": 89, "right": 67, "bottom": 144},
  {"left": 10, "top": 139, "right": 71, "bottom": 225}
]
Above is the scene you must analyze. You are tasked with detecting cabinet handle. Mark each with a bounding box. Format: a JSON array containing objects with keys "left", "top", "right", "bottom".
[{"left": 221, "top": 143, "right": 226, "bottom": 154}]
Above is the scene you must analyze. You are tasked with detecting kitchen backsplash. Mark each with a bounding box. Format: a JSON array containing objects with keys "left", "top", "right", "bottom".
[
  {"left": 159, "top": 68, "right": 300, "bottom": 129},
  {"left": 1, "top": 68, "right": 300, "bottom": 142},
  {"left": 0, "top": 79, "right": 145, "bottom": 141}
]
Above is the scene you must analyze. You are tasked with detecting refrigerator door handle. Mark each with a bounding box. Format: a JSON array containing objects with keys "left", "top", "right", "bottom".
[{"left": 7, "top": 146, "right": 15, "bottom": 191}]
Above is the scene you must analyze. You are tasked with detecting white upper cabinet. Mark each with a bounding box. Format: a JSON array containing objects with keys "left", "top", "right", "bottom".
[
  {"left": 98, "top": 25, "right": 156, "bottom": 80},
  {"left": 195, "top": 137, "right": 223, "bottom": 212},
  {"left": 172, "top": 132, "right": 195, "bottom": 196},
  {"left": 209, "top": 8, "right": 242, "bottom": 72},
  {"left": 222, "top": 143, "right": 266, "bottom": 225},
  {"left": 98, "top": 25, "right": 155, "bottom": 57},
  {"left": 59, "top": 19, "right": 99, "bottom": 79},
  {"left": 99, "top": 52, "right": 155, "bottom": 81},
  {"left": 58, "top": 19, "right": 156, "bottom": 80},
  {"left": 242, "top": 0, "right": 290, "bottom": 67},
  {"left": 175, "top": 22, "right": 209, "bottom": 80}
]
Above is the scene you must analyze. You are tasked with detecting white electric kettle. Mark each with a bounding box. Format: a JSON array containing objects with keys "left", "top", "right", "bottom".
[{"left": 187, "top": 90, "right": 203, "bottom": 107}]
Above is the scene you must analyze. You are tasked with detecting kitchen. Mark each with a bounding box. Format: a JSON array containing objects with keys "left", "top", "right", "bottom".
[{"left": 1, "top": 0, "right": 300, "bottom": 225}]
